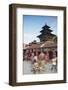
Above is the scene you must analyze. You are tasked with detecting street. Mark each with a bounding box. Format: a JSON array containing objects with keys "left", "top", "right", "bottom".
[{"left": 23, "top": 60, "right": 57, "bottom": 74}]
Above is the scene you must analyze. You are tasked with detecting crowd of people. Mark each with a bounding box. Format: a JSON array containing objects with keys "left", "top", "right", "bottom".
[{"left": 24, "top": 51, "right": 57, "bottom": 74}]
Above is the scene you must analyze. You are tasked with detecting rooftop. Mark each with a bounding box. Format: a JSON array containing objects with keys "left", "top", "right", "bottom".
[{"left": 23, "top": 40, "right": 57, "bottom": 50}]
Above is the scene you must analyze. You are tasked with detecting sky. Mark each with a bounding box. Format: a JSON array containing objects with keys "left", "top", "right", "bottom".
[{"left": 23, "top": 15, "right": 57, "bottom": 44}]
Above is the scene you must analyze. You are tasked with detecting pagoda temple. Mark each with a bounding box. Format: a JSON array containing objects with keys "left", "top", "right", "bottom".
[
  {"left": 23, "top": 24, "right": 57, "bottom": 61},
  {"left": 37, "top": 24, "right": 57, "bottom": 42}
]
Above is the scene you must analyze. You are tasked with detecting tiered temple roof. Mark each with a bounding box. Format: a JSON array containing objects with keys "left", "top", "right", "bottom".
[{"left": 37, "top": 24, "right": 57, "bottom": 42}]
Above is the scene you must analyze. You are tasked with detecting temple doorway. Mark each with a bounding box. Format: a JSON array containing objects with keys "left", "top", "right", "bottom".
[
  {"left": 48, "top": 51, "right": 53, "bottom": 59},
  {"left": 55, "top": 51, "right": 57, "bottom": 57}
]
